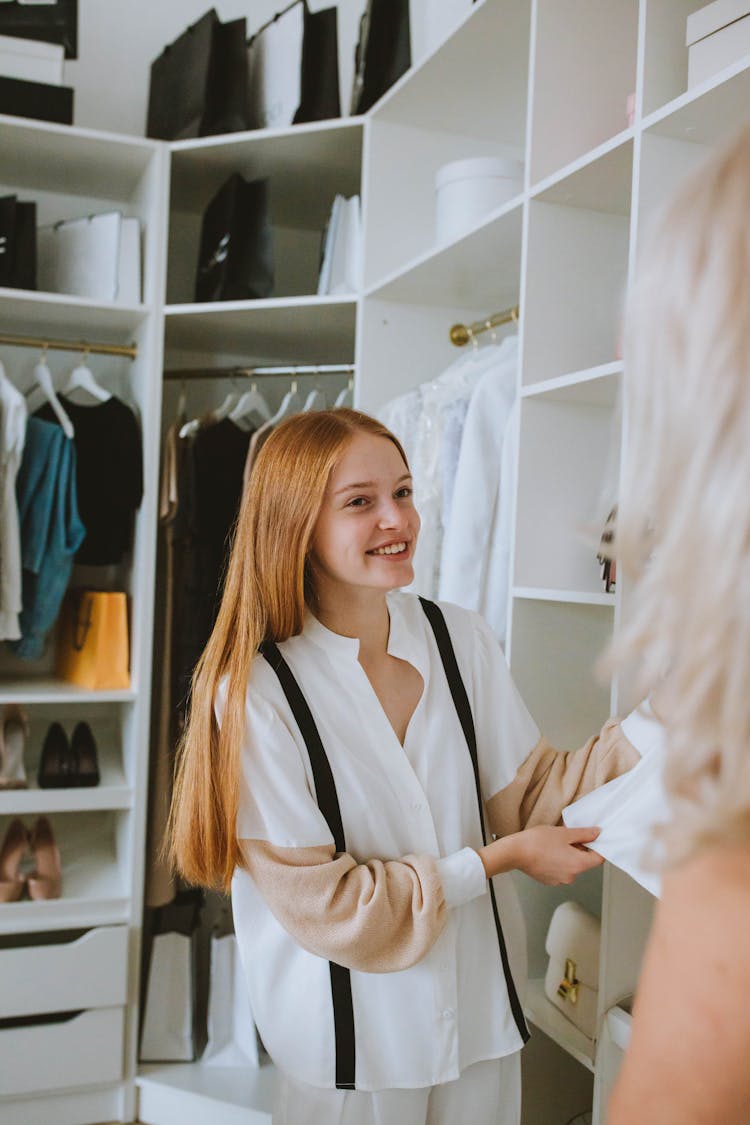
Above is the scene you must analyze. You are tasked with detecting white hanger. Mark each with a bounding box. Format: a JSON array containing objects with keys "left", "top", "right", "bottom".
[
  {"left": 179, "top": 415, "right": 202, "bottom": 440},
  {"left": 62, "top": 357, "right": 111, "bottom": 403},
  {"left": 334, "top": 379, "right": 354, "bottom": 408},
  {"left": 267, "top": 380, "right": 302, "bottom": 427},
  {"left": 25, "top": 354, "right": 74, "bottom": 439},
  {"left": 302, "top": 386, "right": 326, "bottom": 412},
  {"left": 212, "top": 391, "right": 238, "bottom": 421},
  {"left": 229, "top": 381, "right": 272, "bottom": 427}
]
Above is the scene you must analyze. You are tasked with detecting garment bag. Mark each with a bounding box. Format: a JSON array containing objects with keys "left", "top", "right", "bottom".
[
  {"left": 146, "top": 9, "right": 249, "bottom": 140},
  {"left": 351, "top": 0, "right": 411, "bottom": 115},
  {"left": 194, "top": 173, "right": 274, "bottom": 303}
]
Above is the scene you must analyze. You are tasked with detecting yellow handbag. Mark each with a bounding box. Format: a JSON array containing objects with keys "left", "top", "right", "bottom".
[{"left": 56, "top": 589, "right": 130, "bottom": 690}]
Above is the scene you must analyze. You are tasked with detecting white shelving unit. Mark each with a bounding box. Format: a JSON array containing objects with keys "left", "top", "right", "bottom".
[
  {"left": 0, "top": 115, "right": 167, "bottom": 1125},
  {"left": 2, "top": 1, "right": 746, "bottom": 1122}
]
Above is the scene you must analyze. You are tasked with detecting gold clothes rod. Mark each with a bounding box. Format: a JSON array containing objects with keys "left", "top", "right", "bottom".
[
  {"left": 449, "top": 305, "right": 519, "bottom": 347},
  {"left": 0, "top": 331, "right": 138, "bottom": 360},
  {"left": 164, "top": 363, "right": 355, "bottom": 381}
]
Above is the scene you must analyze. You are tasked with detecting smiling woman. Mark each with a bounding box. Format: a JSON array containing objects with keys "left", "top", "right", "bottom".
[{"left": 168, "top": 407, "right": 643, "bottom": 1125}]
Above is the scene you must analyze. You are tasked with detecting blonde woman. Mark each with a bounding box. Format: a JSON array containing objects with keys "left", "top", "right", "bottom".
[
  {"left": 608, "top": 126, "right": 750, "bottom": 1124},
  {"left": 169, "top": 408, "right": 641, "bottom": 1125}
]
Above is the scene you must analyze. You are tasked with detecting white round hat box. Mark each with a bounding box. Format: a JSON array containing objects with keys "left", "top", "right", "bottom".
[{"left": 435, "top": 156, "right": 523, "bottom": 244}]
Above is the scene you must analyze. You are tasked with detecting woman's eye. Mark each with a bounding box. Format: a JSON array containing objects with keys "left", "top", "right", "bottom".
[
  {"left": 347, "top": 496, "right": 369, "bottom": 508},
  {"left": 395, "top": 487, "right": 413, "bottom": 499}
]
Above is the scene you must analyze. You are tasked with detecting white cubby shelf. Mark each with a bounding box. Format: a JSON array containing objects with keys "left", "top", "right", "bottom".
[
  {"left": 0, "top": 681, "right": 137, "bottom": 705},
  {"left": 137, "top": 1062, "right": 275, "bottom": 1125},
  {"left": 513, "top": 587, "right": 616, "bottom": 608},
  {"left": 164, "top": 296, "right": 357, "bottom": 362}
]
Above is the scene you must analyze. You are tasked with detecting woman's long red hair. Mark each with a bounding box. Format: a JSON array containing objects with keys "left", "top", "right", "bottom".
[{"left": 168, "top": 408, "right": 407, "bottom": 889}]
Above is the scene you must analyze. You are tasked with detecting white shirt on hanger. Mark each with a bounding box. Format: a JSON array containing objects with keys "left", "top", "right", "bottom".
[
  {"left": 439, "top": 336, "right": 519, "bottom": 643},
  {"left": 0, "top": 365, "right": 28, "bottom": 641},
  {"left": 380, "top": 347, "right": 502, "bottom": 599},
  {"left": 227, "top": 590, "right": 540, "bottom": 1091}
]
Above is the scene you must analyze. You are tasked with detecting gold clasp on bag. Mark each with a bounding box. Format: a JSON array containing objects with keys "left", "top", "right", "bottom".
[{"left": 557, "top": 958, "right": 579, "bottom": 1005}]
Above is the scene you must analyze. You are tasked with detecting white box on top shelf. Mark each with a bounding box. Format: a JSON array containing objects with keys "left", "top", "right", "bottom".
[
  {"left": 686, "top": 0, "right": 750, "bottom": 85},
  {"left": 0, "top": 34, "right": 64, "bottom": 85}
]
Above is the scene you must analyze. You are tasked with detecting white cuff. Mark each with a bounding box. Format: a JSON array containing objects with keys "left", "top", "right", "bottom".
[
  {"left": 435, "top": 847, "right": 488, "bottom": 908},
  {"left": 621, "top": 698, "right": 664, "bottom": 758}
]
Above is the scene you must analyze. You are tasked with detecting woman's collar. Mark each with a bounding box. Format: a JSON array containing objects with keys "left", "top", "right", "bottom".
[{"left": 303, "top": 590, "right": 426, "bottom": 673}]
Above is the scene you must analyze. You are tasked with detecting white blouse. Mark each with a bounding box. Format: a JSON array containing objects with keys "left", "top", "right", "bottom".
[{"left": 227, "top": 591, "right": 540, "bottom": 1091}]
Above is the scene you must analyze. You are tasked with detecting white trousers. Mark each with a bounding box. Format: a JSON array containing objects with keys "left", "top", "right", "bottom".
[{"left": 273, "top": 1053, "right": 521, "bottom": 1125}]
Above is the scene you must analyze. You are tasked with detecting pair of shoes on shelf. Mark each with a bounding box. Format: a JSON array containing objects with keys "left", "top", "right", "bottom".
[
  {"left": 0, "top": 705, "right": 29, "bottom": 789},
  {"left": 38, "top": 721, "right": 100, "bottom": 788},
  {"left": 0, "top": 817, "right": 61, "bottom": 902}
]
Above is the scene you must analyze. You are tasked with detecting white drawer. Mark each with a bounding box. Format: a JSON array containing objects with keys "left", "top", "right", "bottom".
[
  {"left": 0, "top": 926, "right": 128, "bottom": 1019},
  {"left": 0, "top": 1007, "right": 124, "bottom": 1097}
]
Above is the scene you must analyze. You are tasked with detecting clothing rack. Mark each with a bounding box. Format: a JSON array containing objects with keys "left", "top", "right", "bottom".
[
  {"left": 449, "top": 305, "right": 519, "bottom": 347},
  {"left": 0, "top": 330, "right": 138, "bottom": 360},
  {"left": 163, "top": 363, "right": 355, "bottom": 381}
]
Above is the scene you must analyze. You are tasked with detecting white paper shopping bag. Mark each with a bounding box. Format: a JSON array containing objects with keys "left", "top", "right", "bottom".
[
  {"left": 140, "top": 930, "right": 195, "bottom": 1061},
  {"left": 38, "top": 211, "right": 122, "bottom": 301},
  {"left": 202, "top": 932, "right": 260, "bottom": 1067},
  {"left": 247, "top": 2, "right": 304, "bottom": 130}
]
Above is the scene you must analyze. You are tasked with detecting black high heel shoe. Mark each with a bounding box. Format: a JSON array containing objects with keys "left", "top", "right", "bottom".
[
  {"left": 37, "top": 722, "right": 75, "bottom": 789},
  {"left": 71, "top": 722, "right": 100, "bottom": 787}
]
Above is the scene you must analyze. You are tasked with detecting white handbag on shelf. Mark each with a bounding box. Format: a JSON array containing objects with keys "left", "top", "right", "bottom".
[
  {"left": 544, "top": 901, "right": 601, "bottom": 1041},
  {"left": 202, "top": 932, "right": 260, "bottom": 1067}
]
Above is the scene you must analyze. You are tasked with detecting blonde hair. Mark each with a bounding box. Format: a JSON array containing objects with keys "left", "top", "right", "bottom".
[
  {"left": 168, "top": 408, "right": 408, "bottom": 889},
  {"left": 614, "top": 123, "right": 750, "bottom": 862}
]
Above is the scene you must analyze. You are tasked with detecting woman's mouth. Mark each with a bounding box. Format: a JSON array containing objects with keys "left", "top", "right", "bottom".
[{"left": 367, "top": 541, "right": 409, "bottom": 557}]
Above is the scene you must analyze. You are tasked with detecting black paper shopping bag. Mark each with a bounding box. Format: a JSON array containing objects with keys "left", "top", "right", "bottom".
[
  {"left": 0, "top": 195, "right": 37, "bottom": 291},
  {"left": 194, "top": 174, "right": 274, "bottom": 303},
  {"left": 351, "top": 0, "right": 411, "bottom": 115},
  {"left": 147, "top": 9, "right": 249, "bottom": 140}
]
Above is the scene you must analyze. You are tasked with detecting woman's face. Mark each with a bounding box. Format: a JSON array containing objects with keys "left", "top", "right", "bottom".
[{"left": 309, "top": 432, "right": 420, "bottom": 595}]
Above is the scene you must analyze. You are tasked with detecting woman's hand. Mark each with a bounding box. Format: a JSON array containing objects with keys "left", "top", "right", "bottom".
[{"left": 478, "top": 825, "right": 604, "bottom": 884}]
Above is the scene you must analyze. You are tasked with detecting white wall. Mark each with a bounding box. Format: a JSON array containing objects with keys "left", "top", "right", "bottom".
[{"left": 62, "top": 0, "right": 473, "bottom": 137}]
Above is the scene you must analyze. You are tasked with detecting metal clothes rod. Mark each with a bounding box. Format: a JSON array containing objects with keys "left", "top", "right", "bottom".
[
  {"left": 449, "top": 305, "right": 519, "bottom": 347},
  {"left": 0, "top": 331, "right": 138, "bottom": 360},
  {"left": 164, "top": 363, "right": 355, "bottom": 381}
]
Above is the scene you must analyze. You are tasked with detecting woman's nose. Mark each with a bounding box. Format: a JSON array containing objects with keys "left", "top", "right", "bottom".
[{"left": 377, "top": 498, "right": 404, "bottom": 528}]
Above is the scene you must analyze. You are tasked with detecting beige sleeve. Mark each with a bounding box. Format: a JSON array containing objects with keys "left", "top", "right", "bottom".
[
  {"left": 239, "top": 839, "right": 448, "bottom": 973},
  {"left": 486, "top": 719, "right": 640, "bottom": 838}
]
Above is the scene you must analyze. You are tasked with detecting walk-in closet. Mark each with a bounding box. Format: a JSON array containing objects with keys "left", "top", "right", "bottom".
[{"left": 0, "top": 1, "right": 746, "bottom": 1123}]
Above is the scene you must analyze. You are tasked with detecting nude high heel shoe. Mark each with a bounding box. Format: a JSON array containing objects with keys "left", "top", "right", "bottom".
[
  {"left": 27, "top": 817, "right": 62, "bottom": 901},
  {"left": 0, "top": 705, "right": 29, "bottom": 789},
  {"left": 0, "top": 818, "right": 29, "bottom": 902}
]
